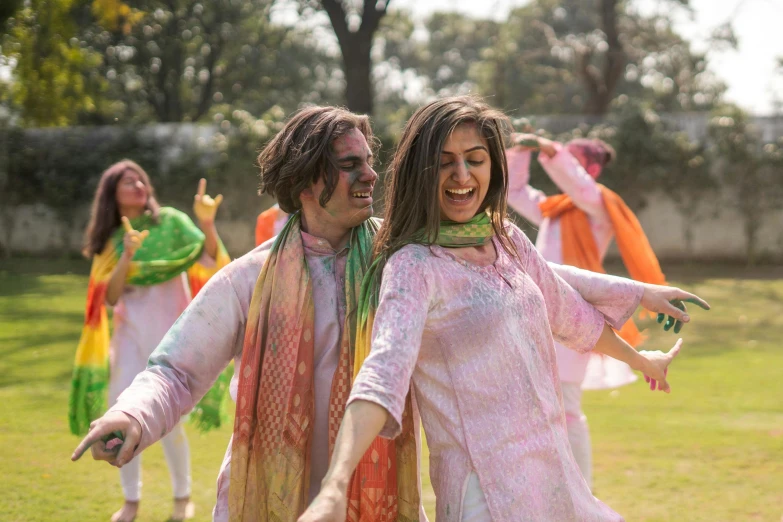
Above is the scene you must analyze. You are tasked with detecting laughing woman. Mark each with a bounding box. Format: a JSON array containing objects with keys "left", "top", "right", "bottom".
[
  {"left": 299, "top": 97, "right": 704, "bottom": 522},
  {"left": 70, "top": 160, "right": 230, "bottom": 522}
]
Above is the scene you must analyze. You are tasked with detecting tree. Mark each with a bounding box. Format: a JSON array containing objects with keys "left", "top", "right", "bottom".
[
  {"left": 296, "top": 0, "right": 391, "bottom": 115},
  {"left": 87, "top": 0, "right": 342, "bottom": 123},
  {"left": 377, "top": 0, "right": 726, "bottom": 117},
  {"left": 512, "top": 0, "right": 726, "bottom": 115},
  {"left": 2, "top": 0, "right": 104, "bottom": 126},
  {"left": 0, "top": 0, "right": 23, "bottom": 27}
]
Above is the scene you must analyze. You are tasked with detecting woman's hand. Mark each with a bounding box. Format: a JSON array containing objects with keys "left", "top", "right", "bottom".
[
  {"left": 193, "top": 178, "right": 223, "bottom": 225},
  {"left": 639, "top": 283, "right": 711, "bottom": 334},
  {"left": 121, "top": 216, "right": 149, "bottom": 259},
  {"left": 638, "top": 338, "right": 683, "bottom": 393},
  {"left": 297, "top": 481, "right": 348, "bottom": 522}
]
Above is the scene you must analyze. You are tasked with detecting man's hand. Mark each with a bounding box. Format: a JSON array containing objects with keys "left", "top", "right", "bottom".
[
  {"left": 640, "top": 283, "right": 711, "bottom": 334},
  {"left": 193, "top": 178, "right": 223, "bottom": 225},
  {"left": 71, "top": 411, "right": 142, "bottom": 468}
]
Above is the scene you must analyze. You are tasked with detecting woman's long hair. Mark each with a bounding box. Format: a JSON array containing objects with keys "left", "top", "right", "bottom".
[
  {"left": 82, "top": 160, "right": 160, "bottom": 258},
  {"left": 374, "top": 95, "right": 516, "bottom": 260}
]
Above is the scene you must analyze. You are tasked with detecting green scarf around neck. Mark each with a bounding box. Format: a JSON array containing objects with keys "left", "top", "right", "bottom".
[{"left": 354, "top": 212, "right": 494, "bottom": 378}]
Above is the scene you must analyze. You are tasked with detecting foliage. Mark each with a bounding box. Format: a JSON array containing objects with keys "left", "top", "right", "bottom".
[
  {"left": 2, "top": 0, "right": 105, "bottom": 127},
  {"left": 708, "top": 105, "right": 783, "bottom": 265},
  {"left": 81, "top": 0, "right": 342, "bottom": 123},
  {"left": 375, "top": 1, "right": 726, "bottom": 116}
]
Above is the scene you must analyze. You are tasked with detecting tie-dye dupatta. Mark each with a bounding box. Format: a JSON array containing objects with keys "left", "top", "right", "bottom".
[
  {"left": 229, "top": 213, "right": 420, "bottom": 521},
  {"left": 68, "top": 207, "right": 230, "bottom": 436}
]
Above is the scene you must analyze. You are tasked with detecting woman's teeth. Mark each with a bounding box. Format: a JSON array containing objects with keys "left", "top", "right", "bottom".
[
  {"left": 352, "top": 192, "right": 371, "bottom": 198},
  {"left": 445, "top": 187, "right": 475, "bottom": 201}
]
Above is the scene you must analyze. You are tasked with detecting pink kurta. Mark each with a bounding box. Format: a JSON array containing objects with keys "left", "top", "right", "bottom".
[
  {"left": 506, "top": 145, "right": 635, "bottom": 388},
  {"left": 349, "top": 224, "right": 640, "bottom": 521},
  {"left": 109, "top": 232, "right": 348, "bottom": 521}
]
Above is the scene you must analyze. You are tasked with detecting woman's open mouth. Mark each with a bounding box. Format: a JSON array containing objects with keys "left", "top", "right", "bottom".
[{"left": 444, "top": 187, "right": 476, "bottom": 203}]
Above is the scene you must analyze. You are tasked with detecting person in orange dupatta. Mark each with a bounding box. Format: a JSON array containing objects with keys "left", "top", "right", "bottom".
[
  {"left": 255, "top": 204, "right": 290, "bottom": 246},
  {"left": 506, "top": 134, "right": 709, "bottom": 490}
]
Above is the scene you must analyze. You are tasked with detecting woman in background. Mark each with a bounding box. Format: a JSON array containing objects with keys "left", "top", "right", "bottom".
[{"left": 70, "top": 160, "right": 230, "bottom": 522}]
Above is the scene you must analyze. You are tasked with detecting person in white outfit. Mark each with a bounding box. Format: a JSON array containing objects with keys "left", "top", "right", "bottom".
[
  {"left": 77, "top": 161, "right": 227, "bottom": 522},
  {"left": 506, "top": 134, "right": 656, "bottom": 489}
]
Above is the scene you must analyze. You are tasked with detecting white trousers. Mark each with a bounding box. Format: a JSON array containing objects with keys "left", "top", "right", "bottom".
[
  {"left": 561, "top": 381, "right": 593, "bottom": 490},
  {"left": 460, "top": 472, "right": 492, "bottom": 522},
  {"left": 119, "top": 422, "right": 192, "bottom": 501}
]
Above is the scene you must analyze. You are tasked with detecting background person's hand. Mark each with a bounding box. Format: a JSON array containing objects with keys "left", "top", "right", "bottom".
[
  {"left": 71, "top": 410, "right": 142, "bottom": 468},
  {"left": 121, "top": 216, "right": 149, "bottom": 258},
  {"left": 512, "top": 132, "right": 541, "bottom": 150},
  {"left": 639, "top": 283, "right": 711, "bottom": 334},
  {"left": 193, "top": 178, "right": 223, "bottom": 225}
]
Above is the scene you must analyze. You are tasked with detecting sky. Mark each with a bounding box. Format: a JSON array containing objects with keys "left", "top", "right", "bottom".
[{"left": 392, "top": 0, "right": 783, "bottom": 115}]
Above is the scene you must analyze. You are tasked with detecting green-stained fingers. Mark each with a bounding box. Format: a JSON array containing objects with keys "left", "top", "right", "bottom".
[
  {"left": 657, "top": 313, "right": 666, "bottom": 324},
  {"left": 673, "top": 301, "right": 687, "bottom": 334},
  {"left": 684, "top": 297, "right": 711, "bottom": 311},
  {"left": 664, "top": 314, "right": 675, "bottom": 331}
]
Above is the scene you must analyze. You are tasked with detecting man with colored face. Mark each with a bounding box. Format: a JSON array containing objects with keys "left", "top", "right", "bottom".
[{"left": 73, "top": 107, "right": 702, "bottom": 522}]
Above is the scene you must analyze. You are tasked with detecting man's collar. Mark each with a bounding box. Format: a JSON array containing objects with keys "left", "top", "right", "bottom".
[{"left": 300, "top": 229, "right": 350, "bottom": 256}]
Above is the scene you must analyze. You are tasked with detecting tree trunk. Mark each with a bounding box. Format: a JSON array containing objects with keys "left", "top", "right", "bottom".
[
  {"left": 745, "top": 217, "right": 758, "bottom": 267},
  {"left": 0, "top": 207, "right": 15, "bottom": 259},
  {"left": 580, "top": 0, "right": 625, "bottom": 115},
  {"left": 342, "top": 42, "right": 374, "bottom": 115},
  {"left": 321, "top": 0, "right": 389, "bottom": 116}
]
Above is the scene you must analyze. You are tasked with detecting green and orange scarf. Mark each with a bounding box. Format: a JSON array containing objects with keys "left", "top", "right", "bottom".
[
  {"left": 68, "top": 207, "right": 231, "bottom": 436},
  {"left": 355, "top": 212, "right": 494, "bottom": 378}
]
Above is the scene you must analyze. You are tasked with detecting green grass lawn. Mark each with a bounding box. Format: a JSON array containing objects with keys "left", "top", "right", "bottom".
[{"left": 1, "top": 258, "right": 782, "bottom": 521}]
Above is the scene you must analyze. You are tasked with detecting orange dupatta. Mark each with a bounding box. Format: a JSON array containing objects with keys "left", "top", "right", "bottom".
[
  {"left": 539, "top": 185, "right": 666, "bottom": 347},
  {"left": 255, "top": 206, "right": 280, "bottom": 247}
]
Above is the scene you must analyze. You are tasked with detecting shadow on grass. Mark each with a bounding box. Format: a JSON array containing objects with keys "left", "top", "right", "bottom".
[
  {"left": 0, "top": 272, "right": 88, "bottom": 299},
  {"left": 0, "top": 328, "right": 82, "bottom": 356},
  {"left": 0, "top": 361, "right": 74, "bottom": 389},
  {"left": 0, "top": 257, "right": 90, "bottom": 276},
  {"left": 0, "top": 308, "right": 83, "bottom": 324}
]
